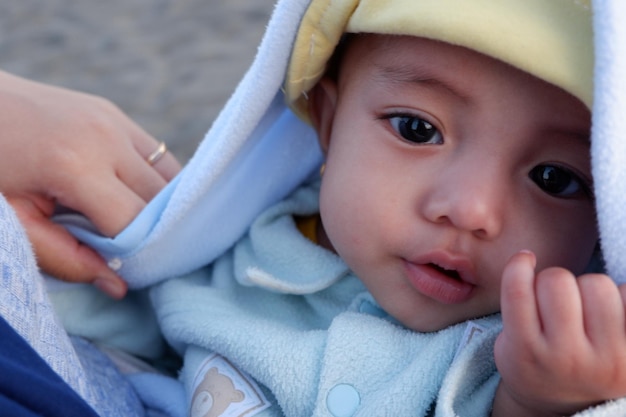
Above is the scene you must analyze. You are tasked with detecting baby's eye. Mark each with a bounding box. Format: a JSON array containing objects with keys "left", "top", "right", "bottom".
[
  {"left": 529, "top": 164, "right": 592, "bottom": 199},
  {"left": 388, "top": 115, "right": 443, "bottom": 144}
]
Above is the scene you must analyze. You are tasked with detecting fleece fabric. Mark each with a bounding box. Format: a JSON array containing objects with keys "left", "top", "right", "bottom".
[
  {"left": 27, "top": 0, "right": 626, "bottom": 416},
  {"left": 149, "top": 180, "right": 504, "bottom": 417}
]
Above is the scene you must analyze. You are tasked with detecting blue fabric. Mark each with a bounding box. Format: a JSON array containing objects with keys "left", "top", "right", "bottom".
[
  {"left": 42, "top": 0, "right": 626, "bottom": 415},
  {"left": 0, "top": 193, "right": 147, "bottom": 416},
  {"left": 0, "top": 193, "right": 101, "bottom": 408},
  {"left": 150, "top": 182, "right": 502, "bottom": 417},
  {"left": 0, "top": 316, "right": 99, "bottom": 417},
  {"left": 55, "top": 0, "right": 322, "bottom": 288},
  {"left": 126, "top": 373, "right": 187, "bottom": 417}
]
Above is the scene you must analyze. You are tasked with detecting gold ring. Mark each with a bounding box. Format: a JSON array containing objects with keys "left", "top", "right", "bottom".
[{"left": 146, "top": 142, "right": 167, "bottom": 165}]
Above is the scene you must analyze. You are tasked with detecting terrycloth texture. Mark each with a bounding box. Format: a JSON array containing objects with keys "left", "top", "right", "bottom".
[
  {"left": 591, "top": 0, "right": 626, "bottom": 284},
  {"left": 286, "top": 0, "right": 593, "bottom": 119},
  {"left": 150, "top": 182, "right": 502, "bottom": 416},
  {"left": 575, "top": 398, "right": 626, "bottom": 417}
]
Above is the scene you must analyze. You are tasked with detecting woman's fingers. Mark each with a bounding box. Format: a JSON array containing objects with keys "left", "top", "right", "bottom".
[{"left": 8, "top": 194, "right": 128, "bottom": 299}]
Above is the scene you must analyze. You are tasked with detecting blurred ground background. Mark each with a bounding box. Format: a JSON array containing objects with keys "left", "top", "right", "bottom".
[{"left": 0, "top": 0, "right": 276, "bottom": 163}]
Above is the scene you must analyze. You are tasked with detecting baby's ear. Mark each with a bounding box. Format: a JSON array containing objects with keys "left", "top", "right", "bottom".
[{"left": 308, "top": 77, "right": 338, "bottom": 154}]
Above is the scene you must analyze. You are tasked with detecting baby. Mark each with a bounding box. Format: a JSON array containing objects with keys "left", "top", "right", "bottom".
[
  {"left": 47, "top": 0, "right": 626, "bottom": 416},
  {"left": 148, "top": 1, "right": 622, "bottom": 415},
  {"left": 308, "top": 32, "right": 605, "bottom": 416}
]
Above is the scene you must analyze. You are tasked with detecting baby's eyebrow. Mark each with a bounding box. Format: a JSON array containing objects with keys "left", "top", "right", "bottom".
[
  {"left": 549, "top": 127, "right": 591, "bottom": 144},
  {"left": 374, "top": 63, "right": 471, "bottom": 103},
  {"left": 542, "top": 112, "right": 591, "bottom": 145}
]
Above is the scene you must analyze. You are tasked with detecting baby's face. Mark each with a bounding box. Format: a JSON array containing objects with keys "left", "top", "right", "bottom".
[{"left": 312, "top": 34, "right": 596, "bottom": 332}]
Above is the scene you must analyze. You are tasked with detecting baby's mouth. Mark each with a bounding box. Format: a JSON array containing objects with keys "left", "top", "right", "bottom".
[
  {"left": 403, "top": 259, "right": 475, "bottom": 304},
  {"left": 428, "top": 263, "right": 462, "bottom": 281}
]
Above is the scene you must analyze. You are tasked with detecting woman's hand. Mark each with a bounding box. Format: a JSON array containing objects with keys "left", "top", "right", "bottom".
[{"left": 0, "top": 70, "right": 181, "bottom": 298}]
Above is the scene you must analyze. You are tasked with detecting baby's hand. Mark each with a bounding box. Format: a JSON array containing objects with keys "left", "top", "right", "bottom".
[{"left": 493, "top": 251, "right": 626, "bottom": 416}]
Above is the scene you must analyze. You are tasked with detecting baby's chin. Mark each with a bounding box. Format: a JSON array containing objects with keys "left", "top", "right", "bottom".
[{"left": 395, "top": 310, "right": 498, "bottom": 333}]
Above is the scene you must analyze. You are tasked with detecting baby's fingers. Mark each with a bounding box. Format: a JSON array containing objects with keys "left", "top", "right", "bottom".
[
  {"left": 534, "top": 267, "right": 585, "bottom": 340},
  {"left": 579, "top": 274, "right": 626, "bottom": 349},
  {"left": 500, "top": 251, "right": 541, "bottom": 341}
]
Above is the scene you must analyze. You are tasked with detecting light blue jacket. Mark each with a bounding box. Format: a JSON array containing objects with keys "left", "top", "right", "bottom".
[{"left": 151, "top": 181, "right": 503, "bottom": 417}]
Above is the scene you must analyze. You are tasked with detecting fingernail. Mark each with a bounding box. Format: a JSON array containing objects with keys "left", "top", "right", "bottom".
[
  {"left": 94, "top": 276, "right": 127, "bottom": 299},
  {"left": 518, "top": 249, "right": 537, "bottom": 268}
]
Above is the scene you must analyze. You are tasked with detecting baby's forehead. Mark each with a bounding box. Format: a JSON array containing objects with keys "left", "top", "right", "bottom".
[
  {"left": 338, "top": 35, "right": 585, "bottom": 104},
  {"left": 338, "top": 34, "right": 494, "bottom": 69},
  {"left": 337, "top": 35, "right": 592, "bottom": 157},
  {"left": 285, "top": 0, "right": 592, "bottom": 119}
]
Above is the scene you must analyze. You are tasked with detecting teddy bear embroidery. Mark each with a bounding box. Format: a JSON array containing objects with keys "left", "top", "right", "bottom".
[{"left": 190, "top": 367, "right": 245, "bottom": 417}]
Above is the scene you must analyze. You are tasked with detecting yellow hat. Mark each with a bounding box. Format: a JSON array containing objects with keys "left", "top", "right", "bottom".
[{"left": 285, "top": 0, "right": 593, "bottom": 119}]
